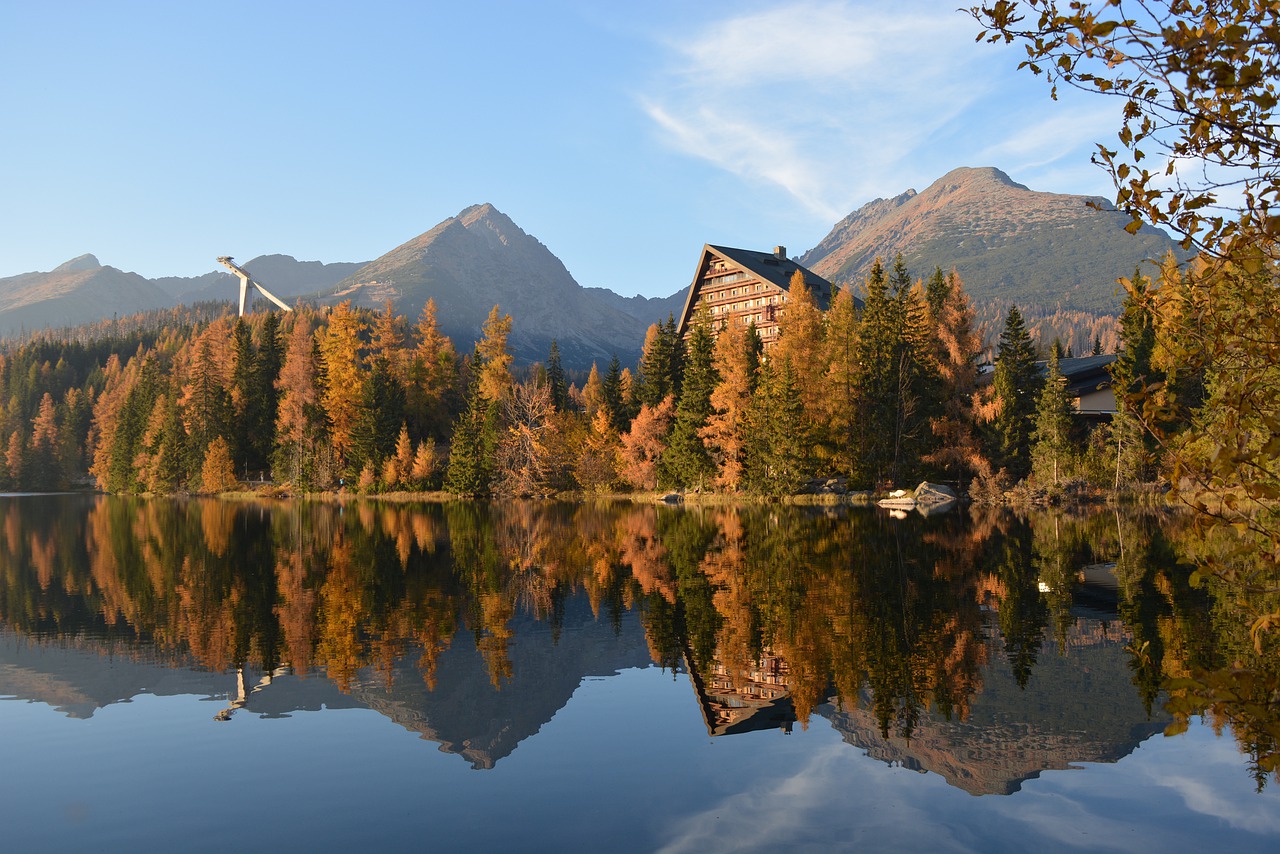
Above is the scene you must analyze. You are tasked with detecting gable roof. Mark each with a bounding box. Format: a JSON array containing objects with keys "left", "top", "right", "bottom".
[
  {"left": 676, "top": 244, "right": 842, "bottom": 334},
  {"left": 1038, "top": 354, "right": 1116, "bottom": 397}
]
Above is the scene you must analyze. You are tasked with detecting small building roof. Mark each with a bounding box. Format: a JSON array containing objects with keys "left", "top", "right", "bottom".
[{"left": 1041, "top": 354, "right": 1116, "bottom": 398}]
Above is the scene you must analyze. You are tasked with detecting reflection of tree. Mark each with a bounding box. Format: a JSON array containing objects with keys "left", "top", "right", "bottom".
[{"left": 2, "top": 495, "right": 1277, "bottom": 788}]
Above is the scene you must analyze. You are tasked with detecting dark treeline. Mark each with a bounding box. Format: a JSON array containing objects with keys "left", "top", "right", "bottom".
[{"left": 0, "top": 256, "right": 1182, "bottom": 498}]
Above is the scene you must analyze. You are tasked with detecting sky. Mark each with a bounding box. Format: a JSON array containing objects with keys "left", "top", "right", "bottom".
[{"left": 0, "top": 0, "right": 1125, "bottom": 298}]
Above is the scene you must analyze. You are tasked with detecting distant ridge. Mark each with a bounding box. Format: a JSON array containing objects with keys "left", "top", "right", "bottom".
[
  {"left": 0, "top": 255, "right": 173, "bottom": 337},
  {"left": 800, "top": 166, "right": 1185, "bottom": 313}
]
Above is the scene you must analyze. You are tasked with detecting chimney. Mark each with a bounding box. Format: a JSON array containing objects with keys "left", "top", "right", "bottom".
[{"left": 773, "top": 245, "right": 787, "bottom": 260}]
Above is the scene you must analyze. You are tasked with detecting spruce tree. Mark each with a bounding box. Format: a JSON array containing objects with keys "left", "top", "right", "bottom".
[
  {"left": 989, "top": 306, "right": 1041, "bottom": 481},
  {"left": 660, "top": 313, "right": 717, "bottom": 489},
  {"left": 1031, "top": 347, "right": 1075, "bottom": 485},
  {"left": 603, "top": 354, "right": 626, "bottom": 432},
  {"left": 546, "top": 340, "right": 569, "bottom": 412}
]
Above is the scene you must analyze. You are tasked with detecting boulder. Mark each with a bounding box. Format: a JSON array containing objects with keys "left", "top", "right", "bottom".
[
  {"left": 658, "top": 492, "right": 683, "bottom": 505},
  {"left": 913, "top": 482, "right": 957, "bottom": 506}
]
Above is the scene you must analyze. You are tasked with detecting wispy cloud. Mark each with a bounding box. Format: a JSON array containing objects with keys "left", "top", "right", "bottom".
[{"left": 641, "top": 1, "right": 1116, "bottom": 218}]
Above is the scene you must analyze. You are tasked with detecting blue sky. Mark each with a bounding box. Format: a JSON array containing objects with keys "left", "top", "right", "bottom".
[{"left": 0, "top": 0, "right": 1123, "bottom": 298}]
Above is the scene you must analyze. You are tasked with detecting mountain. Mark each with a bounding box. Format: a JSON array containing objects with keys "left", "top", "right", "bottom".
[
  {"left": 800, "top": 166, "right": 1185, "bottom": 313},
  {"left": 323, "top": 204, "right": 662, "bottom": 368},
  {"left": 151, "top": 254, "right": 366, "bottom": 304},
  {"left": 0, "top": 255, "right": 175, "bottom": 338},
  {"left": 583, "top": 286, "right": 687, "bottom": 327}
]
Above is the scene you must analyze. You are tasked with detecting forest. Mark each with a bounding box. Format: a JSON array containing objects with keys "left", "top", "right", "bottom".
[{"left": 0, "top": 252, "right": 1182, "bottom": 501}]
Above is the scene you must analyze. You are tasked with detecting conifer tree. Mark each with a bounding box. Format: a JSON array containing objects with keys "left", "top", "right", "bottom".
[
  {"left": 546, "top": 340, "right": 569, "bottom": 412},
  {"left": 1109, "top": 269, "right": 1163, "bottom": 485},
  {"left": 409, "top": 298, "right": 460, "bottom": 440},
  {"left": 988, "top": 305, "right": 1041, "bottom": 482},
  {"left": 773, "top": 269, "right": 827, "bottom": 465},
  {"left": 200, "top": 436, "right": 239, "bottom": 493},
  {"left": 352, "top": 356, "right": 406, "bottom": 474},
  {"left": 445, "top": 349, "right": 499, "bottom": 496},
  {"left": 637, "top": 321, "right": 678, "bottom": 408},
  {"left": 183, "top": 335, "right": 234, "bottom": 484},
  {"left": 230, "top": 318, "right": 258, "bottom": 474},
  {"left": 823, "top": 285, "right": 861, "bottom": 477},
  {"left": 274, "top": 315, "right": 326, "bottom": 488},
  {"left": 28, "top": 392, "right": 61, "bottom": 490},
  {"left": 603, "top": 354, "right": 626, "bottom": 432},
  {"left": 477, "top": 305, "right": 513, "bottom": 405},
  {"left": 743, "top": 358, "right": 804, "bottom": 495},
  {"left": 660, "top": 312, "right": 718, "bottom": 489},
  {"left": 1031, "top": 348, "right": 1075, "bottom": 486},
  {"left": 700, "top": 322, "right": 760, "bottom": 490},
  {"left": 316, "top": 301, "right": 367, "bottom": 473},
  {"left": 923, "top": 270, "right": 989, "bottom": 490}
]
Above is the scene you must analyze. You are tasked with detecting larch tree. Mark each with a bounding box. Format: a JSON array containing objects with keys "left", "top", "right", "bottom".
[
  {"left": 316, "top": 301, "right": 367, "bottom": 475},
  {"left": 773, "top": 269, "right": 828, "bottom": 463},
  {"left": 700, "top": 322, "right": 760, "bottom": 491},
  {"left": 823, "top": 284, "right": 861, "bottom": 478},
  {"left": 274, "top": 314, "right": 327, "bottom": 488},
  {"left": 619, "top": 395, "right": 675, "bottom": 490},
  {"left": 923, "top": 270, "right": 990, "bottom": 490},
  {"left": 409, "top": 298, "right": 460, "bottom": 441},
  {"left": 476, "top": 305, "right": 513, "bottom": 405}
]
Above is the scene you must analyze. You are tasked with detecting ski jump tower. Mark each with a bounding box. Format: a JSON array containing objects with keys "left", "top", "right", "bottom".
[{"left": 216, "top": 256, "right": 293, "bottom": 316}]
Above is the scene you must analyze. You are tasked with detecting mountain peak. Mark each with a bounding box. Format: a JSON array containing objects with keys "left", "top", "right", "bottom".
[
  {"left": 52, "top": 254, "right": 102, "bottom": 274},
  {"left": 933, "top": 166, "right": 1029, "bottom": 192},
  {"left": 799, "top": 166, "right": 1183, "bottom": 314}
]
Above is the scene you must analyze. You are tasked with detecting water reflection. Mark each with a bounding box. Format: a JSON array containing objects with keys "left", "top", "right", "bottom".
[{"left": 0, "top": 494, "right": 1274, "bottom": 791}]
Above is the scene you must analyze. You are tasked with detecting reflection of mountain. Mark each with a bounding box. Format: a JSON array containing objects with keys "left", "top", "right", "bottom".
[
  {"left": 0, "top": 629, "right": 362, "bottom": 719},
  {"left": 818, "top": 621, "right": 1168, "bottom": 796},
  {"left": 0, "top": 593, "right": 653, "bottom": 771},
  {"left": 347, "top": 596, "right": 652, "bottom": 769}
]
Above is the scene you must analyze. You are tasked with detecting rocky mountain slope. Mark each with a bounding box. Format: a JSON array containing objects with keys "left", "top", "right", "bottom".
[
  {"left": 800, "top": 166, "right": 1184, "bottom": 313},
  {"left": 0, "top": 255, "right": 175, "bottom": 338},
  {"left": 322, "top": 203, "right": 659, "bottom": 367}
]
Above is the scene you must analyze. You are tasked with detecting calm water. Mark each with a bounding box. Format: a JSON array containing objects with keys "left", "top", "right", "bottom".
[{"left": 1, "top": 494, "right": 1278, "bottom": 853}]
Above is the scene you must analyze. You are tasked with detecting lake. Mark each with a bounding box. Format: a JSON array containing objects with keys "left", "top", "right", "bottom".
[{"left": 1, "top": 494, "right": 1278, "bottom": 853}]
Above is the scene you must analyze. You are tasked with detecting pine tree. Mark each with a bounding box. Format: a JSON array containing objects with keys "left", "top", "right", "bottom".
[
  {"left": 1110, "top": 268, "right": 1163, "bottom": 485},
  {"left": 988, "top": 305, "right": 1041, "bottom": 482},
  {"left": 660, "top": 312, "right": 718, "bottom": 489},
  {"left": 445, "top": 350, "right": 499, "bottom": 496},
  {"left": 230, "top": 318, "right": 258, "bottom": 474},
  {"left": 352, "top": 356, "right": 406, "bottom": 474},
  {"left": 637, "top": 321, "right": 678, "bottom": 408},
  {"left": 743, "top": 358, "right": 804, "bottom": 495},
  {"left": 603, "top": 354, "right": 626, "bottom": 432},
  {"left": 546, "top": 340, "right": 569, "bottom": 412},
  {"left": 1031, "top": 348, "right": 1076, "bottom": 485},
  {"left": 28, "top": 392, "right": 61, "bottom": 490},
  {"left": 183, "top": 335, "right": 234, "bottom": 484}
]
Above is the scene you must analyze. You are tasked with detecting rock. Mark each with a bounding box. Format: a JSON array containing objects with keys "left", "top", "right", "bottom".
[
  {"left": 913, "top": 482, "right": 957, "bottom": 506},
  {"left": 658, "top": 492, "right": 683, "bottom": 505}
]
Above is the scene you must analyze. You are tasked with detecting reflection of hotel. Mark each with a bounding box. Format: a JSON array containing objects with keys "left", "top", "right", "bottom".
[{"left": 685, "top": 649, "right": 797, "bottom": 736}]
